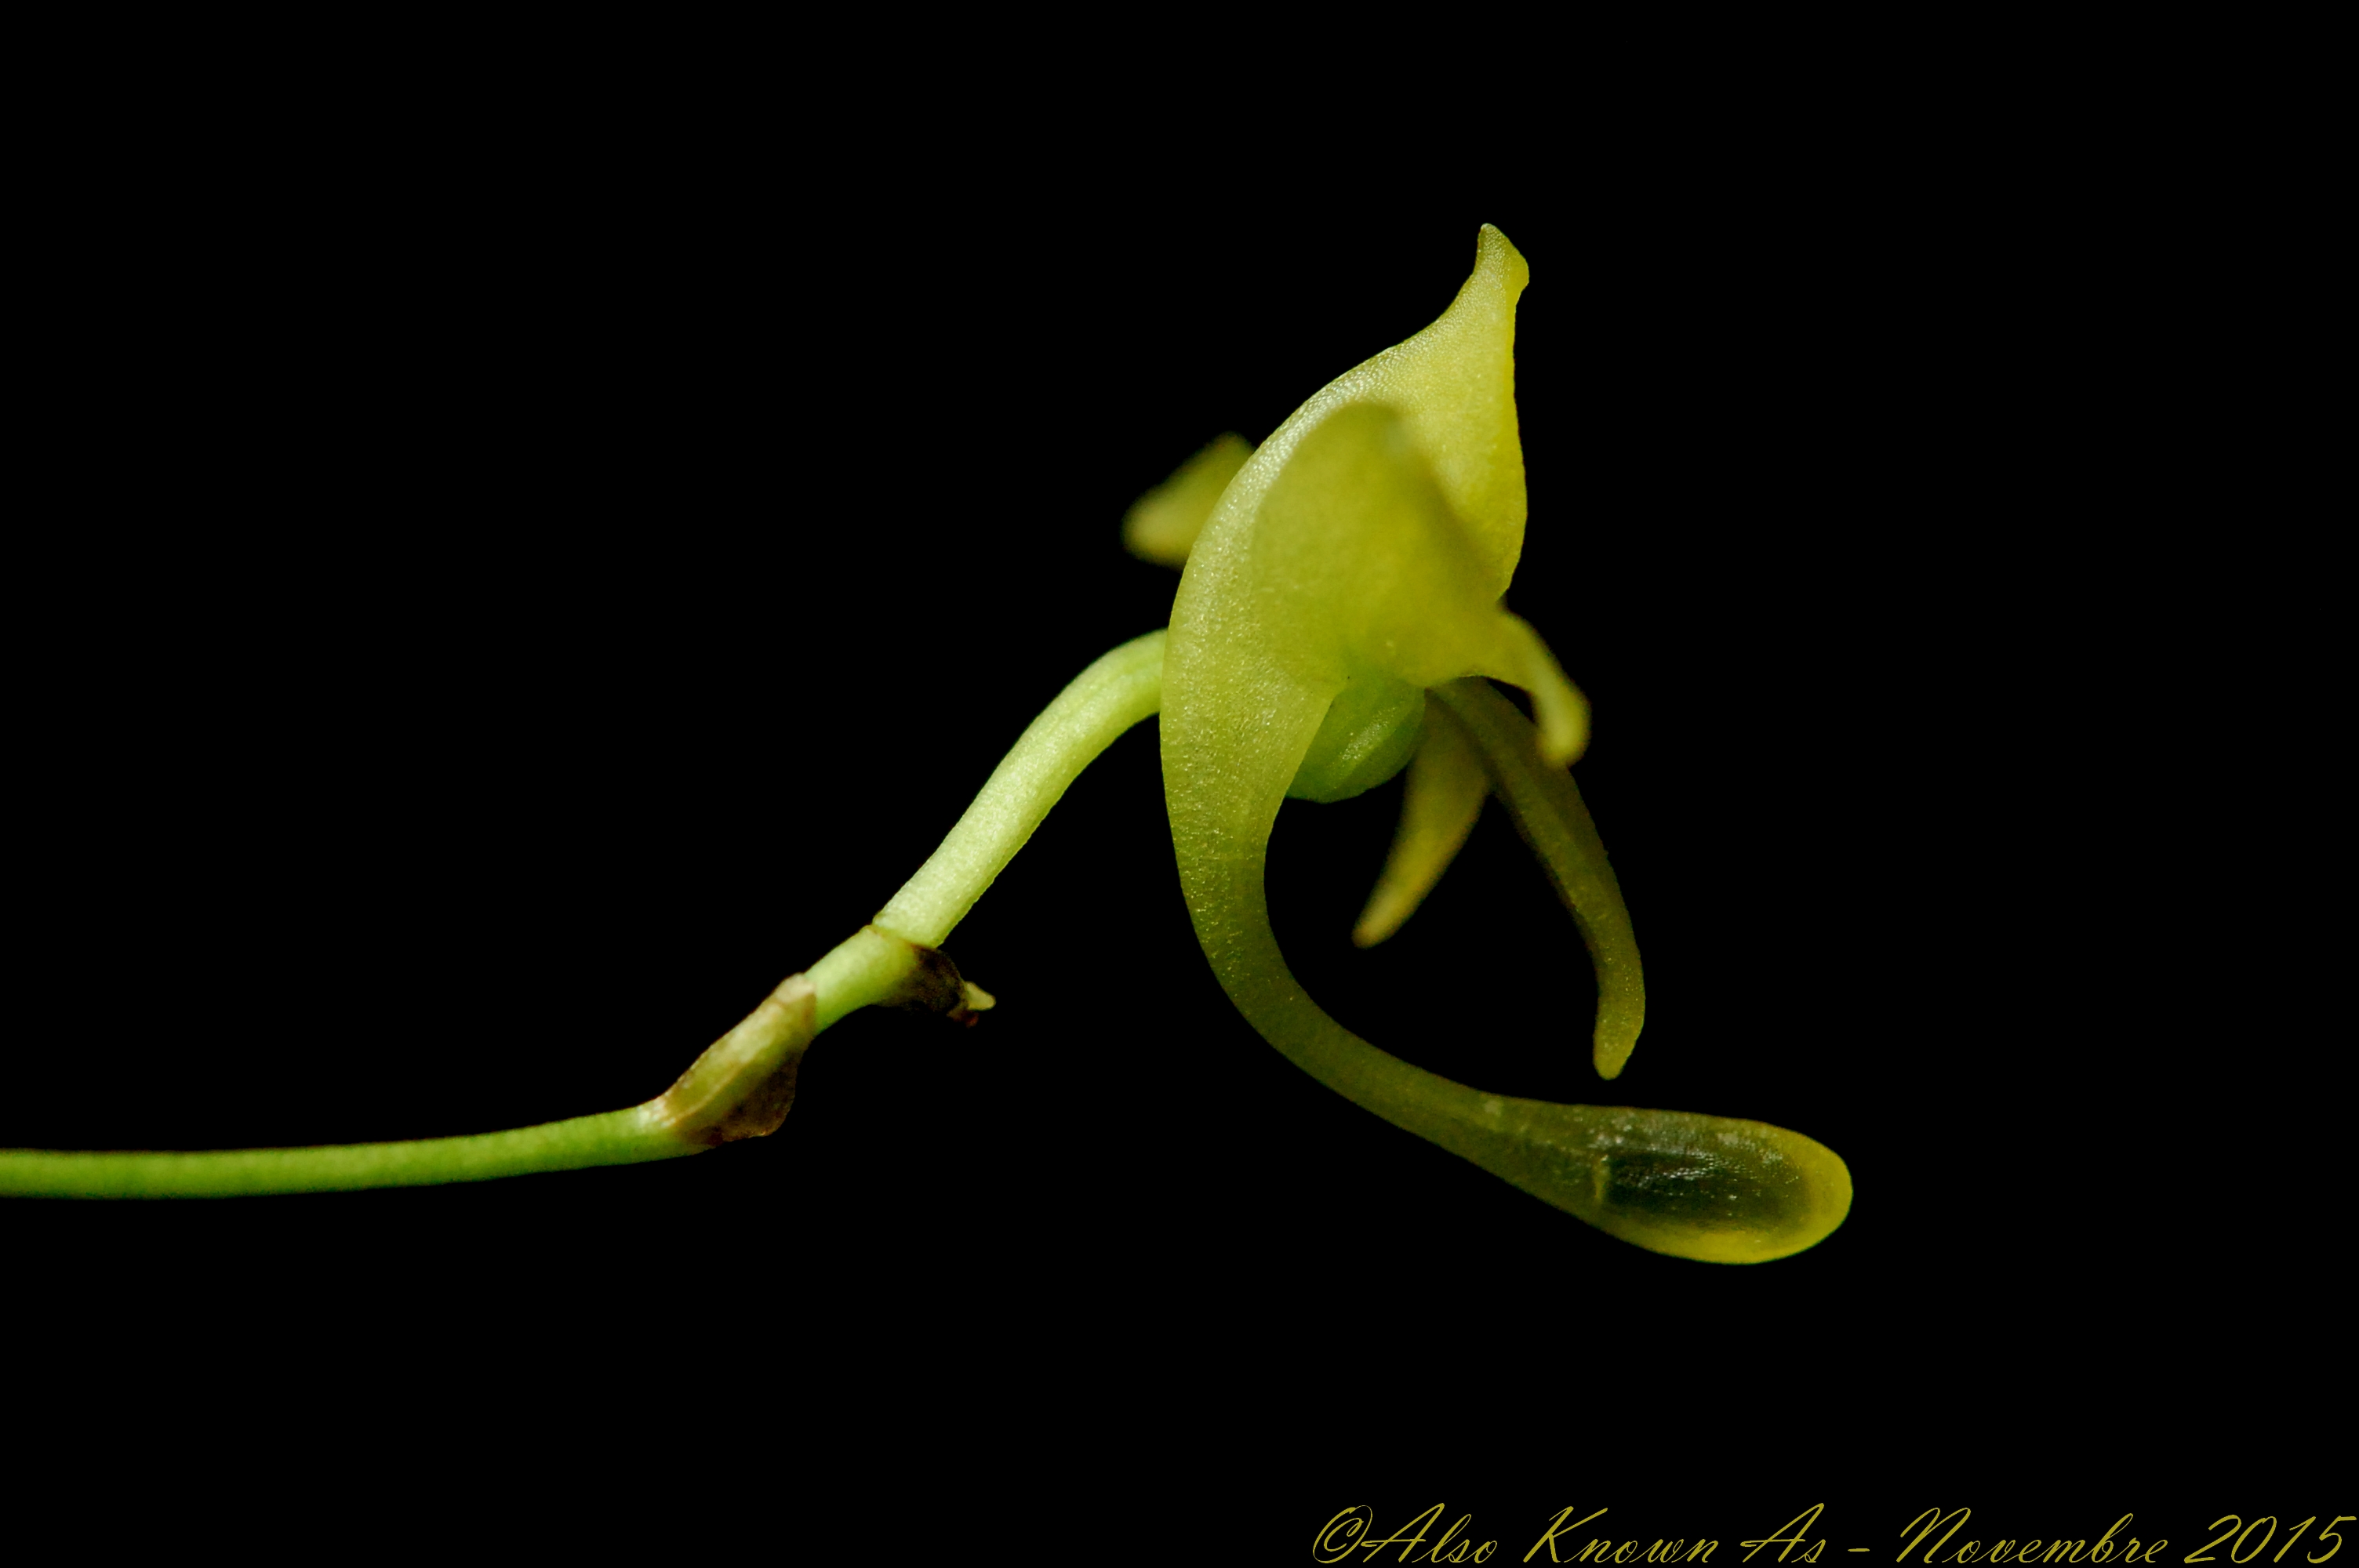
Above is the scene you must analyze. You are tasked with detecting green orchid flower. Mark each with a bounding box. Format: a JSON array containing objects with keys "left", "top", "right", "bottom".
[
  {"left": 2, "top": 225, "right": 1850, "bottom": 1264},
  {"left": 1137, "top": 226, "right": 1848, "bottom": 1263}
]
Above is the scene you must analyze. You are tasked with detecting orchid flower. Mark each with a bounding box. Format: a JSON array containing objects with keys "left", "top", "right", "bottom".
[{"left": 2, "top": 227, "right": 1850, "bottom": 1263}]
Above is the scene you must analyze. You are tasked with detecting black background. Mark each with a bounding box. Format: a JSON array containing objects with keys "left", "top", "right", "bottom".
[{"left": 6, "top": 116, "right": 2340, "bottom": 1508}]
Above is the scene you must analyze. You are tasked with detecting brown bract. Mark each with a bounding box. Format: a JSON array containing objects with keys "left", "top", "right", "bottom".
[{"left": 648, "top": 974, "right": 817, "bottom": 1147}]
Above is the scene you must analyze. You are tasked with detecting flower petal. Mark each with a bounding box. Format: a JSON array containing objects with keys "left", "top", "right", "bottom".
[
  {"left": 1431, "top": 677, "right": 1645, "bottom": 1080},
  {"left": 1123, "top": 434, "right": 1252, "bottom": 568},
  {"left": 1352, "top": 703, "right": 1488, "bottom": 948}
]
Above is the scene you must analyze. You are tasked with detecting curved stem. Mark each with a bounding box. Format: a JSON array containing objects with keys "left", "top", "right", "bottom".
[
  {"left": 3, "top": 633, "right": 1170, "bottom": 1198},
  {"left": 874, "top": 632, "right": 1166, "bottom": 947}
]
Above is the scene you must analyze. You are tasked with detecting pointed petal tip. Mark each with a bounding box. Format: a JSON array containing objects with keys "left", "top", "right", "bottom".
[{"left": 1474, "top": 223, "right": 1529, "bottom": 291}]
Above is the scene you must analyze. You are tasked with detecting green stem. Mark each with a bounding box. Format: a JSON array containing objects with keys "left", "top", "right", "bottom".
[
  {"left": 2, "top": 632, "right": 1169, "bottom": 1198},
  {"left": 874, "top": 631, "right": 1166, "bottom": 947},
  {"left": 0, "top": 1109, "right": 689, "bottom": 1198}
]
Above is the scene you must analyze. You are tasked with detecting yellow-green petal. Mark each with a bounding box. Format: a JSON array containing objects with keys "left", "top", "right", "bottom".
[
  {"left": 1123, "top": 434, "right": 1252, "bottom": 568},
  {"left": 1190, "top": 224, "right": 1530, "bottom": 599},
  {"left": 1432, "top": 678, "right": 1644, "bottom": 1080},
  {"left": 1353, "top": 702, "right": 1488, "bottom": 948}
]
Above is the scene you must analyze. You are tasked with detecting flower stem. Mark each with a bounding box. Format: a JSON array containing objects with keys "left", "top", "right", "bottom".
[
  {"left": 0, "top": 1108, "right": 690, "bottom": 1198},
  {"left": 2, "top": 632, "right": 1169, "bottom": 1198},
  {"left": 874, "top": 631, "right": 1166, "bottom": 947}
]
